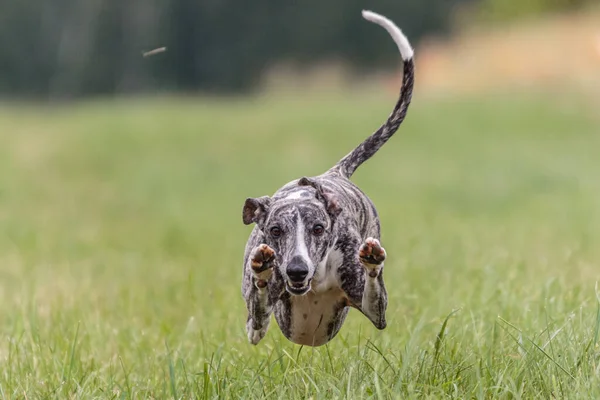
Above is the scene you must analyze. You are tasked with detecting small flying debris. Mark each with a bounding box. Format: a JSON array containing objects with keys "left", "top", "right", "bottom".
[{"left": 142, "top": 47, "right": 167, "bottom": 58}]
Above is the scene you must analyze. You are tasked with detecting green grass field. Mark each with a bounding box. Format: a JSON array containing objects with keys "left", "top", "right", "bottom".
[{"left": 0, "top": 89, "right": 599, "bottom": 398}]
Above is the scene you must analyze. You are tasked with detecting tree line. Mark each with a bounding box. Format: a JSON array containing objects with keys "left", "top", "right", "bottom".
[{"left": 0, "top": 0, "right": 591, "bottom": 98}]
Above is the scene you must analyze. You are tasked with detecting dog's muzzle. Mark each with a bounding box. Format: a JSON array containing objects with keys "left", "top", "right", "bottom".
[{"left": 285, "top": 256, "right": 311, "bottom": 296}]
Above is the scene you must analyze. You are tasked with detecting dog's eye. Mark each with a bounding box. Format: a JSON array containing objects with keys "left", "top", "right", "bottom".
[
  {"left": 270, "top": 227, "right": 282, "bottom": 237},
  {"left": 312, "top": 224, "right": 325, "bottom": 236}
]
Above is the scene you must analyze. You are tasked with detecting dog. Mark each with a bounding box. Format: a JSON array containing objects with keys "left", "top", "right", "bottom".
[{"left": 241, "top": 10, "right": 414, "bottom": 346}]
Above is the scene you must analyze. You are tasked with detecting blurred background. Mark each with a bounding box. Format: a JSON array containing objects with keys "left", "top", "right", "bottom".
[
  {"left": 1, "top": 1, "right": 600, "bottom": 396},
  {"left": 1, "top": 0, "right": 598, "bottom": 98}
]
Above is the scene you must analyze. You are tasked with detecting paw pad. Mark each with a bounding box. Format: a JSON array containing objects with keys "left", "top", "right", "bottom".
[
  {"left": 250, "top": 244, "right": 276, "bottom": 285},
  {"left": 251, "top": 244, "right": 275, "bottom": 272},
  {"left": 359, "top": 237, "right": 386, "bottom": 267}
]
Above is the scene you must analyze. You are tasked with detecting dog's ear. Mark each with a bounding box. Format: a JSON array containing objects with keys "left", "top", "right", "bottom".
[
  {"left": 242, "top": 196, "right": 271, "bottom": 226},
  {"left": 298, "top": 177, "right": 342, "bottom": 220}
]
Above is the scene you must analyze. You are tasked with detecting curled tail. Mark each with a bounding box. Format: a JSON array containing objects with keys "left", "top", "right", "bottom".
[{"left": 331, "top": 10, "right": 415, "bottom": 179}]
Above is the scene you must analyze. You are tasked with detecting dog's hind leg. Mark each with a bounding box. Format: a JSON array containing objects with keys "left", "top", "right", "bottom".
[
  {"left": 341, "top": 237, "right": 388, "bottom": 329},
  {"left": 243, "top": 244, "right": 277, "bottom": 344}
]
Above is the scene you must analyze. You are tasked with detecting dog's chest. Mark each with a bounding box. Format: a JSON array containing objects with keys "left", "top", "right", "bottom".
[
  {"left": 286, "top": 251, "right": 349, "bottom": 346},
  {"left": 287, "top": 287, "right": 349, "bottom": 346}
]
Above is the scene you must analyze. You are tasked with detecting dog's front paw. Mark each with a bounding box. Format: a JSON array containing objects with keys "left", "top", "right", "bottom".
[
  {"left": 359, "top": 237, "right": 386, "bottom": 277},
  {"left": 250, "top": 244, "right": 276, "bottom": 287}
]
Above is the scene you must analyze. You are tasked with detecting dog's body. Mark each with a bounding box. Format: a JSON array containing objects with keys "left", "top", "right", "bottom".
[{"left": 241, "top": 11, "right": 415, "bottom": 346}]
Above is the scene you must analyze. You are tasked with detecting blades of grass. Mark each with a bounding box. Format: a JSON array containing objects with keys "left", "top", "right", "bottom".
[
  {"left": 594, "top": 282, "right": 600, "bottom": 346},
  {"left": 497, "top": 316, "right": 522, "bottom": 333},
  {"left": 217, "top": 368, "right": 227, "bottom": 398},
  {"left": 498, "top": 316, "right": 575, "bottom": 380},
  {"left": 431, "top": 309, "right": 460, "bottom": 386},
  {"left": 525, "top": 335, "right": 575, "bottom": 380},
  {"left": 543, "top": 308, "right": 566, "bottom": 398},
  {"left": 434, "top": 309, "right": 460, "bottom": 361},
  {"left": 295, "top": 344, "right": 303, "bottom": 362},
  {"left": 576, "top": 286, "right": 600, "bottom": 369},
  {"left": 373, "top": 370, "right": 384, "bottom": 400},
  {"left": 6, "top": 335, "right": 13, "bottom": 397},
  {"left": 62, "top": 321, "right": 80, "bottom": 385},
  {"left": 454, "top": 362, "right": 474, "bottom": 381},
  {"left": 325, "top": 344, "right": 334, "bottom": 374},
  {"left": 517, "top": 333, "right": 526, "bottom": 358},
  {"left": 281, "top": 349, "right": 320, "bottom": 394},
  {"left": 400, "top": 313, "right": 427, "bottom": 380},
  {"left": 179, "top": 359, "right": 190, "bottom": 398},
  {"left": 361, "top": 357, "right": 388, "bottom": 387},
  {"left": 211, "top": 344, "right": 224, "bottom": 372},
  {"left": 165, "top": 340, "right": 178, "bottom": 399},
  {"left": 202, "top": 362, "right": 210, "bottom": 400},
  {"left": 366, "top": 339, "right": 396, "bottom": 375},
  {"left": 276, "top": 345, "right": 286, "bottom": 374},
  {"left": 489, "top": 319, "right": 498, "bottom": 364},
  {"left": 496, "top": 318, "right": 536, "bottom": 387},
  {"left": 119, "top": 357, "right": 131, "bottom": 399},
  {"left": 346, "top": 366, "right": 353, "bottom": 398},
  {"left": 541, "top": 317, "right": 570, "bottom": 351},
  {"left": 415, "top": 350, "right": 428, "bottom": 388},
  {"left": 247, "top": 355, "right": 270, "bottom": 392}
]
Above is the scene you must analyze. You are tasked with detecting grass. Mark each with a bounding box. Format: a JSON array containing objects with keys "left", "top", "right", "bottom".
[{"left": 0, "top": 88, "right": 599, "bottom": 398}]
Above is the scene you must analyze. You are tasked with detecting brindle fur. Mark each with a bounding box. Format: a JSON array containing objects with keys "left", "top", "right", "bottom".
[{"left": 241, "top": 10, "right": 415, "bottom": 346}]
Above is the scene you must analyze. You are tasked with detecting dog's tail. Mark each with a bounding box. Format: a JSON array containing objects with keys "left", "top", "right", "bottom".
[{"left": 330, "top": 10, "right": 415, "bottom": 179}]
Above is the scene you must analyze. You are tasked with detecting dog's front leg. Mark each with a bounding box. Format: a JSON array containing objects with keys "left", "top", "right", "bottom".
[
  {"left": 342, "top": 237, "right": 388, "bottom": 329},
  {"left": 243, "top": 244, "right": 277, "bottom": 344},
  {"left": 358, "top": 237, "right": 388, "bottom": 329}
]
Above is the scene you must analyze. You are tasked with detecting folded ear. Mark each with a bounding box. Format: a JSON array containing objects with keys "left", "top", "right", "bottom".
[
  {"left": 298, "top": 177, "right": 342, "bottom": 220},
  {"left": 242, "top": 196, "right": 271, "bottom": 226}
]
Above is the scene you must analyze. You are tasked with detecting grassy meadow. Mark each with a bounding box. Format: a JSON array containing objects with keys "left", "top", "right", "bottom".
[{"left": 0, "top": 88, "right": 599, "bottom": 398}]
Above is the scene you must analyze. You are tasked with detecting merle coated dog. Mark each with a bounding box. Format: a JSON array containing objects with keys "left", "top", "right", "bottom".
[{"left": 241, "top": 10, "right": 415, "bottom": 346}]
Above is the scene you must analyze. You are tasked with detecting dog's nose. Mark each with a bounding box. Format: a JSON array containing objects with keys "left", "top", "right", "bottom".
[{"left": 286, "top": 256, "right": 309, "bottom": 283}]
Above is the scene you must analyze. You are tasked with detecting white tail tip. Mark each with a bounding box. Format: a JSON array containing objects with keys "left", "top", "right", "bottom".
[{"left": 362, "top": 10, "right": 414, "bottom": 61}]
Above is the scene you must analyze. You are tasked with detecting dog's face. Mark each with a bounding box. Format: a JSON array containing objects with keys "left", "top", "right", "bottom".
[{"left": 243, "top": 178, "right": 341, "bottom": 295}]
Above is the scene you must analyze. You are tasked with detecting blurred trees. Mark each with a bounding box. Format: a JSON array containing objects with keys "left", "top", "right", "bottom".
[
  {"left": 478, "top": 0, "right": 595, "bottom": 22},
  {"left": 2, "top": 0, "right": 592, "bottom": 98},
  {"left": 1, "top": 0, "right": 594, "bottom": 98},
  {"left": 0, "top": 0, "right": 468, "bottom": 98}
]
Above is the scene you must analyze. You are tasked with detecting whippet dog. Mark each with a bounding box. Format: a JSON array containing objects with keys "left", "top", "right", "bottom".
[{"left": 241, "top": 10, "right": 414, "bottom": 346}]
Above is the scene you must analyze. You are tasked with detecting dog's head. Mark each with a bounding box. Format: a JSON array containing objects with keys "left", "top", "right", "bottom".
[{"left": 242, "top": 177, "right": 341, "bottom": 295}]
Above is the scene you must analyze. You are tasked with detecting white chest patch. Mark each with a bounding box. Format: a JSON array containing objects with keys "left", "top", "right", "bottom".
[
  {"left": 287, "top": 248, "right": 348, "bottom": 346},
  {"left": 288, "top": 288, "right": 349, "bottom": 346}
]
